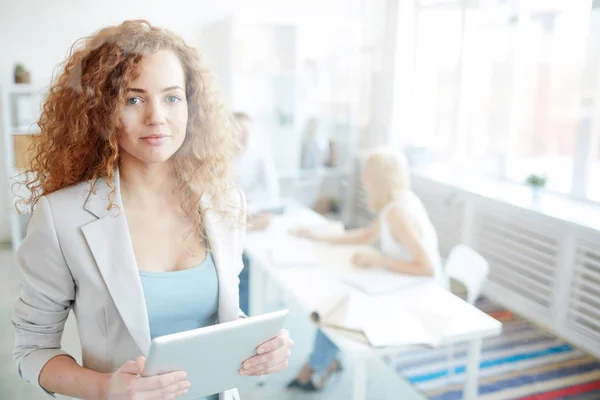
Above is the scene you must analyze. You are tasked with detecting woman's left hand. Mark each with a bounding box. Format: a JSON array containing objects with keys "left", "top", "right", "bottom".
[
  {"left": 352, "top": 250, "right": 382, "bottom": 268},
  {"left": 239, "top": 329, "right": 294, "bottom": 376}
]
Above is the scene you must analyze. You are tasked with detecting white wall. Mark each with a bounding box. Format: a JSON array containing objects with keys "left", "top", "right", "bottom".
[
  {"left": 0, "top": 0, "right": 358, "bottom": 242},
  {"left": 0, "top": 0, "right": 357, "bottom": 85}
]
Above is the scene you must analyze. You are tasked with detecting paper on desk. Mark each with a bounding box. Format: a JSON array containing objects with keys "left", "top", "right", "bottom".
[
  {"left": 342, "top": 268, "right": 431, "bottom": 295},
  {"left": 270, "top": 238, "right": 318, "bottom": 266},
  {"left": 310, "top": 287, "right": 349, "bottom": 324},
  {"left": 320, "top": 295, "right": 453, "bottom": 347},
  {"left": 362, "top": 304, "right": 453, "bottom": 347}
]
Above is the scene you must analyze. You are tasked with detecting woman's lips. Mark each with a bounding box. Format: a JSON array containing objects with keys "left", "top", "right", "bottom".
[{"left": 141, "top": 135, "right": 170, "bottom": 146}]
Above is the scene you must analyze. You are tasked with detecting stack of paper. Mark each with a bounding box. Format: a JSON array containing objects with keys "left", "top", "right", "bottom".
[
  {"left": 310, "top": 288, "right": 353, "bottom": 328},
  {"left": 362, "top": 306, "right": 453, "bottom": 347},
  {"left": 342, "top": 268, "right": 431, "bottom": 295},
  {"left": 316, "top": 294, "right": 453, "bottom": 347}
]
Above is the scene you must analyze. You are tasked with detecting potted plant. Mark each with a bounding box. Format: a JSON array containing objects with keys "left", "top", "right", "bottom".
[
  {"left": 14, "top": 63, "right": 31, "bottom": 84},
  {"left": 525, "top": 174, "right": 547, "bottom": 202}
]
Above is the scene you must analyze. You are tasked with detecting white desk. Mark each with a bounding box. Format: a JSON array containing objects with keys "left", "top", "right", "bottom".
[{"left": 245, "top": 204, "right": 502, "bottom": 400}]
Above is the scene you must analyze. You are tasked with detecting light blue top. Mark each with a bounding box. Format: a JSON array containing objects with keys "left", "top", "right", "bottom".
[{"left": 140, "top": 252, "right": 219, "bottom": 400}]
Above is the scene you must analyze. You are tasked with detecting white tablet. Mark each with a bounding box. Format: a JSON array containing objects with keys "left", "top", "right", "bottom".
[{"left": 142, "top": 309, "right": 289, "bottom": 399}]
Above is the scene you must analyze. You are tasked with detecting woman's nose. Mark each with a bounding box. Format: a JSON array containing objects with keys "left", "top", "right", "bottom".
[{"left": 145, "top": 100, "right": 166, "bottom": 125}]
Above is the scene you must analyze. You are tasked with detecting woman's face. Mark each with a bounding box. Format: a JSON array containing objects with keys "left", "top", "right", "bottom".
[{"left": 119, "top": 50, "right": 188, "bottom": 165}]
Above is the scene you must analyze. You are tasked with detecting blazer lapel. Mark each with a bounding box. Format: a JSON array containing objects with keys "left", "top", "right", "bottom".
[
  {"left": 81, "top": 171, "right": 152, "bottom": 355},
  {"left": 201, "top": 195, "right": 239, "bottom": 324}
]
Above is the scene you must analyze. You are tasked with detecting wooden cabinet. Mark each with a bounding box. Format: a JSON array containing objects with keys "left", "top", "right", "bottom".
[{"left": 12, "top": 133, "right": 36, "bottom": 169}]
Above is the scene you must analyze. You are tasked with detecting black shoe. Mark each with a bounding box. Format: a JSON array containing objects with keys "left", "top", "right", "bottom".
[{"left": 286, "top": 379, "right": 320, "bottom": 392}]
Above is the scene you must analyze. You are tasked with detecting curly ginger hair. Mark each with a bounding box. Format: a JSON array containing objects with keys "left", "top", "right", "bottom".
[{"left": 19, "top": 20, "right": 241, "bottom": 230}]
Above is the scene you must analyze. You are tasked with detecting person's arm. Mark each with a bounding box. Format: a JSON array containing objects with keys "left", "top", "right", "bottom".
[
  {"left": 13, "top": 198, "right": 107, "bottom": 398},
  {"left": 375, "top": 207, "right": 435, "bottom": 276},
  {"left": 297, "top": 218, "right": 380, "bottom": 245},
  {"left": 39, "top": 356, "right": 107, "bottom": 399},
  {"left": 12, "top": 196, "right": 79, "bottom": 397},
  {"left": 246, "top": 212, "right": 271, "bottom": 231},
  {"left": 41, "top": 355, "right": 189, "bottom": 399}
]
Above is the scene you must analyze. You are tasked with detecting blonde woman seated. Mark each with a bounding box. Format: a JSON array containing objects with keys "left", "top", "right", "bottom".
[{"left": 287, "top": 148, "right": 443, "bottom": 392}]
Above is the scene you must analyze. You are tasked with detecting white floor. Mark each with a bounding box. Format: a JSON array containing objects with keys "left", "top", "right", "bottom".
[{"left": 0, "top": 246, "right": 425, "bottom": 399}]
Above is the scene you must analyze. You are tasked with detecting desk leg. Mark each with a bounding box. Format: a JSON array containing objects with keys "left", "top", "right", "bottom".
[
  {"left": 463, "top": 338, "right": 483, "bottom": 400},
  {"left": 249, "top": 262, "right": 266, "bottom": 316},
  {"left": 352, "top": 357, "right": 367, "bottom": 400}
]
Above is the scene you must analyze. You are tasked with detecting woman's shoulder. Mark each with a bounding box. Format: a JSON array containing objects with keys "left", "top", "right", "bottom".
[
  {"left": 385, "top": 192, "right": 425, "bottom": 222},
  {"left": 208, "top": 186, "right": 246, "bottom": 214},
  {"left": 44, "top": 178, "right": 101, "bottom": 206},
  {"left": 228, "top": 186, "right": 246, "bottom": 208},
  {"left": 42, "top": 177, "right": 109, "bottom": 222},
  {"left": 202, "top": 186, "right": 247, "bottom": 235}
]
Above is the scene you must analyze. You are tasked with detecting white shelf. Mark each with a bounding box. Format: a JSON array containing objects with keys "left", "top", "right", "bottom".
[
  {"left": 5, "top": 84, "right": 45, "bottom": 94},
  {"left": 7, "top": 165, "right": 31, "bottom": 210},
  {"left": 1, "top": 84, "right": 44, "bottom": 250}
]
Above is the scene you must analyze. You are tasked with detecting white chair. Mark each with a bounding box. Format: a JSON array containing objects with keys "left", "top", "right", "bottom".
[
  {"left": 443, "top": 245, "right": 490, "bottom": 377},
  {"left": 445, "top": 244, "right": 490, "bottom": 305}
]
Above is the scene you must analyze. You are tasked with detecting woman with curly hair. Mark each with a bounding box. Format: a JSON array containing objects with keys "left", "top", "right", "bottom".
[{"left": 12, "top": 20, "right": 292, "bottom": 400}]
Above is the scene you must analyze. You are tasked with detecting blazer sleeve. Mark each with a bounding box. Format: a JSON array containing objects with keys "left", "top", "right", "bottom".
[
  {"left": 12, "top": 196, "right": 76, "bottom": 397},
  {"left": 236, "top": 188, "right": 248, "bottom": 318}
]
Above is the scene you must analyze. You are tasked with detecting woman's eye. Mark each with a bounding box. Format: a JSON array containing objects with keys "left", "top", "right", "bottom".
[
  {"left": 166, "top": 95, "right": 181, "bottom": 103},
  {"left": 127, "top": 97, "right": 142, "bottom": 105}
]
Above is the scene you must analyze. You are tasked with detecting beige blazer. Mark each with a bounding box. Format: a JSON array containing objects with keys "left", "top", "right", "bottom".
[{"left": 12, "top": 171, "right": 246, "bottom": 400}]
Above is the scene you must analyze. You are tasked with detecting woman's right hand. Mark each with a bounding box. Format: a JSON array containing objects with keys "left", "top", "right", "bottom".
[{"left": 103, "top": 356, "right": 190, "bottom": 399}]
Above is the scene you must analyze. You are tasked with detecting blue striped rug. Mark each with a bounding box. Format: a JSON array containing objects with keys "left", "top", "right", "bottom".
[{"left": 384, "top": 298, "right": 600, "bottom": 400}]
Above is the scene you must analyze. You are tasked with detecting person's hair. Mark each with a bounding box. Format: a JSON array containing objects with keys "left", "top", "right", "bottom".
[
  {"left": 363, "top": 147, "right": 411, "bottom": 212},
  {"left": 18, "top": 20, "right": 240, "bottom": 232},
  {"left": 233, "top": 112, "right": 251, "bottom": 122}
]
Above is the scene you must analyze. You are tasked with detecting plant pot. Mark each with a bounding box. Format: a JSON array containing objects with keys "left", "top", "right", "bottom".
[
  {"left": 531, "top": 186, "right": 542, "bottom": 203},
  {"left": 15, "top": 71, "right": 31, "bottom": 84}
]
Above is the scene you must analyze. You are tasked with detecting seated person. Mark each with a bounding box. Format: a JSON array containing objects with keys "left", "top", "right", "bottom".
[
  {"left": 234, "top": 112, "right": 281, "bottom": 314},
  {"left": 287, "top": 147, "right": 444, "bottom": 391}
]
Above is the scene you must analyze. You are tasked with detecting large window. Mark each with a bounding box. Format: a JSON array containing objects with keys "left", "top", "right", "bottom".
[
  {"left": 592, "top": 145, "right": 600, "bottom": 201},
  {"left": 410, "top": 8, "right": 463, "bottom": 156},
  {"left": 585, "top": 8, "right": 600, "bottom": 201},
  {"left": 394, "top": 0, "right": 598, "bottom": 200},
  {"left": 506, "top": 5, "right": 588, "bottom": 194}
]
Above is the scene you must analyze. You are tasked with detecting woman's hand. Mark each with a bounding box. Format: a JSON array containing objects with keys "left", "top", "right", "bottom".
[
  {"left": 288, "top": 227, "right": 316, "bottom": 240},
  {"left": 239, "top": 329, "right": 294, "bottom": 376},
  {"left": 248, "top": 213, "right": 271, "bottom": 231},
  {"left": 102, "top": 356, "right": 190, "bottom": 400},
  {"left": 352, "top": 250, "right": 382, "bottom": 268}
]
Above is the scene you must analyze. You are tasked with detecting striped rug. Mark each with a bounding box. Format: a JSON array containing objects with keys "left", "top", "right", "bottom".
[{"left": 385, "top": 298, "right": 600, "bottom": 400}]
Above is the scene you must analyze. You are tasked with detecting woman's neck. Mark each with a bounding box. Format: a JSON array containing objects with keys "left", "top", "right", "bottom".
[{"left": 119, "top": 155, "right": 178, "bottom": 207}]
